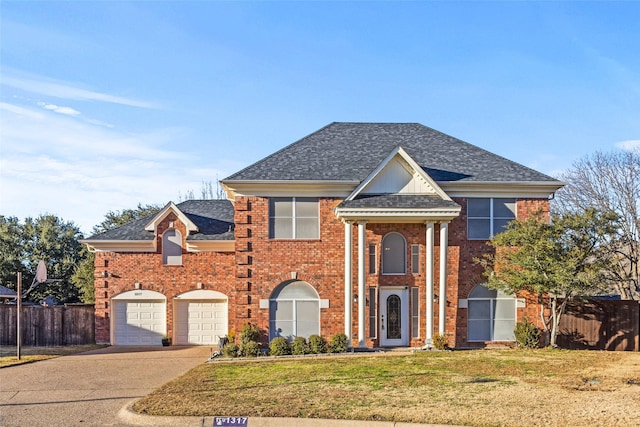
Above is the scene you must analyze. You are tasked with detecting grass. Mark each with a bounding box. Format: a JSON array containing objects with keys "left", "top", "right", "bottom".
[
  {"left": 0, "top": 344, "right": 107, "bottom": 367},
  {"left": 133, "top": 349, "right": 640, "bottom": 427}
]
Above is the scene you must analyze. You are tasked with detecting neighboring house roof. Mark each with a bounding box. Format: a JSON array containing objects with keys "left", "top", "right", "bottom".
[
  {"left": 224, "top": 122, "right": 560, "bottom": 184},
  {"left": 84, "top": 200, "right": 234, "bottom": 242},
  {"left": 0, "top": 284, "right": 17, "bottom": 299}
]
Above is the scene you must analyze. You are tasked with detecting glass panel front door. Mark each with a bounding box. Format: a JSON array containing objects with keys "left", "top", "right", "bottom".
[{"left": 380, "top": 288, "right": 409, "bottom": 346}]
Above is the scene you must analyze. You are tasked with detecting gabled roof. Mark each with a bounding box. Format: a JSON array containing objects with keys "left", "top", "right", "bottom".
[
  {"left": 145, "top": 202, "right": 199, "bottom": 233},
  {"left": 83, "top": 200, "right": 234, "bottom": 242},
  {"left": 345, "top": 146, "right": 452, "bottom": 202},
  {"left": 224, "top": 122, "right": 561, "bottom": 184}
]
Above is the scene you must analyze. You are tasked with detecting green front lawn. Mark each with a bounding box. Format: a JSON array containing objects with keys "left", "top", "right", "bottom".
[{"left": 133, "top": 349, "right": 640, "bottom": 427}]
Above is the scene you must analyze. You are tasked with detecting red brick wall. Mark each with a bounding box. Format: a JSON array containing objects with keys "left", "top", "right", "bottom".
[
  {"left": 93, "top": 213, "right": 236, "bottom": 344},
  {"left": 94, "top": 196, "right": 551, "bottom": 348}
]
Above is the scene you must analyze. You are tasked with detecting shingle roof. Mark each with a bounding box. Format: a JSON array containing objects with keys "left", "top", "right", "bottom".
[
  {"left": 338, "top": 194, "right": 461, "bottom": 210},
  {"left": 0, "top": 284, "right": 17, "bottom": 298},
  {"left": 224, "top": 122, "right": 559, "bottom": 183},
  {"left": 85, "top": 200, "right": 234, "bottom": 241}
]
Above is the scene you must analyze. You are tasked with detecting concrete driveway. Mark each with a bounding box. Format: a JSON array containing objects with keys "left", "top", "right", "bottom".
[{"left": 0, "top": 345, "right": 211, "bottom": 426}]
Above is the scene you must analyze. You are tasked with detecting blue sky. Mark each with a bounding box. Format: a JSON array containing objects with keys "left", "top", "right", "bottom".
[{"left": 1, "top": 1, "right": 638, "bottom": 235}]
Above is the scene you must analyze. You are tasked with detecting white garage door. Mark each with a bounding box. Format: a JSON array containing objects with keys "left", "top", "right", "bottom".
[
  {"left": 112, "top": 290, "right": 166, "bottom": 346},
  {"left": 175, "top": 290, "right": 228, "bottom": 345}
]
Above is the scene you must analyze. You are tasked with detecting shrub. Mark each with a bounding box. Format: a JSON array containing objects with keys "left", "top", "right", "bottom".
[
  {"left": 514, "top": 318, "right": 541, "bottom": 349},
  {"left": 432, "top": 333, "right": 450, "bottom": 350},
  {"left": 222, "top": 342, "right": 239, "bottom": 358},
  {"left": 241, "top": 340, "right": 260, "bottom": 357},
  {"left": 308, "top": 334, "right": 327, "bottom": 354},
  {"left": 328, "top": 333, "right": 348, "bottom": 353},
  {"left": 227, "top": 330, "right": 236, "bottom": 344},
  {"left": 292, "top": 336, "right": 308, "bottom": 355},
  {"left": 270, "top": 337, "right": 291, "bottom": 356},
  {"left": 239, "top": 323, "right": 261, "bottom": 346}
]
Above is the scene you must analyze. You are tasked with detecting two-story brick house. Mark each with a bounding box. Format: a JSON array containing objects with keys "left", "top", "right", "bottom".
[{"left": 81, "top": 122, "right": 563, "bottom": 348}]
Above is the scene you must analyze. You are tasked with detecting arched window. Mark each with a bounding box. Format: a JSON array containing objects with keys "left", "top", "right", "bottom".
[
  {"left": 382, "top": 232, "right": 406, "bottom": 274},
  {"left": 162, "top": 229, "right": 182, "bottom": 265},
  {"left": 269, "top": 280, "right": 320, "bottom": 341},
  {"left": 468, "top": 284, "right": 516, "bottom": 341}
]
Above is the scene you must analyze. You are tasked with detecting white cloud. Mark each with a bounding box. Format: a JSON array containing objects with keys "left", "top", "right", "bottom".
[
  {"left": 0, "top": 101, "right": 227, "bottom": 235},
  {"left": 1, "top": 69, "right": 159, "bottom": 109},
  {"left": 38, "top": 102, "right": 81, "bottom": 116},
  {"left": 616, "top": 140, "right": 640, "bottom": 151}
]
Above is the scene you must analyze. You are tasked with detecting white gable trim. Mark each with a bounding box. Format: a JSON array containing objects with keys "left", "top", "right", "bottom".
[
  {"left": 186, "top": 240, "right": 235, "bottom": 253},
  {"left": 346, "top": 147, "right": 452, "bottom": 201},
  {"left": 144, "top": 202, "right": 198, "bottom": 233},
  {"left": 80, "top": 240, "right": 156, "bottom": 253}
]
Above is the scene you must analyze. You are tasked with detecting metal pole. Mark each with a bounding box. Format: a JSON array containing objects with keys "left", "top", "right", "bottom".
[{"left": 17, "top": 272, "right": 21, "bottom": 360}]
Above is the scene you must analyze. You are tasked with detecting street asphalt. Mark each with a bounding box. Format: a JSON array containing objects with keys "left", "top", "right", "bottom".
[{"left": 0, "top": 345, "right": 452, "bottom": 427}]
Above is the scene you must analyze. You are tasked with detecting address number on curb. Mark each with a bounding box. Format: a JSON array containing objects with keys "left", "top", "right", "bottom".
[{"left": 214, "top": 417, "right": 248, "bottom": 426}]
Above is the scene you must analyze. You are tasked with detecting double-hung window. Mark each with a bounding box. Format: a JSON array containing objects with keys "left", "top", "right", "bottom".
[
  {"left": 467, "top": 198, "right": 516, "bottom": 240},
  {"left": 269, "top": 197, "right": 320, "bottom": 239}
]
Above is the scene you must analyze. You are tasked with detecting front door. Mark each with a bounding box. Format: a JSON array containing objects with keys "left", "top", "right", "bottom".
[{"left": 380, "top": 288, "right": 409, "bottom": 346}]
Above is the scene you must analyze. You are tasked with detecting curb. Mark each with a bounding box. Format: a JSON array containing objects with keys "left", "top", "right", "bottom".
[{"left": 118, "top": 402, "right": 454, "bottom": 427}]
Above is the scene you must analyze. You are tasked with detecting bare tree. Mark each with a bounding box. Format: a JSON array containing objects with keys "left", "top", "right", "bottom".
[
  {"left": 554, "top": 149, "right": 640, "bottom": 300},
  {"left": 179, "top": 177, "right": 227, "bottom": 201}
]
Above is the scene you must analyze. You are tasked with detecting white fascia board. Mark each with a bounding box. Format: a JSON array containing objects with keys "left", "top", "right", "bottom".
[
  {"left": 186, "top": 240, "right": 235, "bottom": 253},
  {"left": 221, "top": 180, "right": 358, "bottom": 198},
  {"left": 335, "top": 207, "right": 461, "bottom": 223},
  {"left": 440, "top": 181, "right": 565, "bottom": 198},
  {"left": 79, "top": 240, "right": 156, "bottom": 253},
  {"left": 144, "top": 202, "right": 198, "bottom": 233}
]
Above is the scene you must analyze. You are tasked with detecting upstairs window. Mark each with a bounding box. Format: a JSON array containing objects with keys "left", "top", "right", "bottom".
[
  {"left": 411, "top": 244, "right": 420, "bottom": 274},
  {"left": 382, "top": 232, "right": 406, "bottom": 275},
  {"left": 269, "top": 198, "right": 319, "bottom": 239},
  {"left": 162, "top": 229, "right": 182, "bottom": 265},
  {"left": 467, "top": 198, "right": 516, "bottom": 240},
  {"left": 369, "top": 244, "right": 377, "bottom": 274}
]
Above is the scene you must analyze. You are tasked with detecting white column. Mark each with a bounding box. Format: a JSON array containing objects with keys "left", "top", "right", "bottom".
[
  {"left": 357, "top": 221, "right": 367, "bottom": 348},
  {"left": 344, "top": 221, "right": 353, "bottom": 345},
  {"left": 426, "top": 222, "right": 435, "bottom": 347},
  {"left": 439, "top": 222, "right": 449, "bottom": 335}
]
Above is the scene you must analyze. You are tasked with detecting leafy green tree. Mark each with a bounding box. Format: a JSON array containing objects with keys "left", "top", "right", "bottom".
[
  {"left": 71, "top": 249, "right": 95, "bottom": 303},
  {"left": 92, "top": 203, "right": 162, "bottom": 235},
  {"left": 21, "top": 215, "right": 85, "bottom": 303},
  {"left": 479, "top": 209, "right": 618, "bottom": 347},
  {"left": 0, "top": 216, "right": 24, "bottom": 290}
]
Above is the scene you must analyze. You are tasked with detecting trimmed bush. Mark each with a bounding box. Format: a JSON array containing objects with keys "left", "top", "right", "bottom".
[
  {"left": 292, "top": 336, "right": 308, "bottom": 355},
  {"left": 241, "top": 340, "right": 260, "bottom": 357},
  {"left": 514, "top": 318, "right": 541, "bottom": 349},
  {"left": 432, "top": 333, "right": 450, "bottom": 350},
  {"left": 270, "top": 337, "right": 291, "bottom": 356},
  {"left": 240, "top": 323, "right": 261, "bottom": 346},
  {"left": 328, "top": 333, "right": 348, "bottom": 353},
  {"left": 308, "top": 334, "right": 327, "bottom": 354},
  {"left": 222, "top": 343, "right": 239, "bottom": 358}
]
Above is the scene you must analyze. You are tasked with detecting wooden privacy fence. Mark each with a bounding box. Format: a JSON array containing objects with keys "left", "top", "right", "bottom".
[
  {"left": 0, "top": 304, "right": 95, "bottom": 346},
  {"left": 557, "top": 299, "right": 640, "bottom": 351}
]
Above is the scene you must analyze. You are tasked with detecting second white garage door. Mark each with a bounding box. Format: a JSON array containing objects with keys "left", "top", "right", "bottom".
[{"left": 174, "top": 290, "right": 228, "bottom": 345}]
